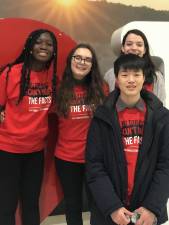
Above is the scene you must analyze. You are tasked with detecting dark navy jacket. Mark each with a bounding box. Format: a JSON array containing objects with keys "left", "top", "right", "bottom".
[{"left": 86, "top": 89, "right": 169, "bottom": 225}]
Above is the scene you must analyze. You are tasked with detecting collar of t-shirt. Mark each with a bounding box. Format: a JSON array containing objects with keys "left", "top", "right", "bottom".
[{"left": 116, "top": 97, "right": 145, "bottom": 112}]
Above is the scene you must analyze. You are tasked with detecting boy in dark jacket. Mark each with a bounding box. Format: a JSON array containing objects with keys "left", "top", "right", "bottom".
[{"left": 86, "top": 54, "right": 169, "bottom": 225}]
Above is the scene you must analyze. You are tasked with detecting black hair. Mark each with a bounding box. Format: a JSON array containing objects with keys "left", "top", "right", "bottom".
[
  {"left": 121, "top": 29, "right": 156, "bottom": 84},
  {"left": 0, "top": 29, "right": 57, "bottom": 103},
  {"left": 114, "top": 54, "right": 146, "bottom": 77},
  {"left": 57, "top": 43, "right": 105, "bottom": 117}
]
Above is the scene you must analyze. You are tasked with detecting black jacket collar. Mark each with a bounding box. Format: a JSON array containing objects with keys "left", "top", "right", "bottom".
[{"left": 94, "top": 88, "right": 163, "bottom": 127}]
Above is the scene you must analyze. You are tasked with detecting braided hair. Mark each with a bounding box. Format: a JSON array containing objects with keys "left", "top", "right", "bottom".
[{"left": 0, "top": 29, "right": 57, "bottom": 103}]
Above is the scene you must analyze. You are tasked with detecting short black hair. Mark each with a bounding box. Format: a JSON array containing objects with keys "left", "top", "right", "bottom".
[{"left": 114, "top": 54, "right": 146, "bottom": 77}]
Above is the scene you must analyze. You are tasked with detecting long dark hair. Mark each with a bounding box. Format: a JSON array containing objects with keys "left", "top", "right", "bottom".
[
  {"left": 122, "top": 29, "right": 156, "bottom": 84},
  {"left": 57, "top": 43, "right": 105, "bottom": 117},
  {"left": 0, "top": 29, "right": 57, "bottom": 103}
]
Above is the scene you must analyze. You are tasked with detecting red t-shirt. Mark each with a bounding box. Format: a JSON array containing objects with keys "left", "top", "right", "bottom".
[
  {"left": 117, "top": 100, "right": 146, "bottom": 200},
  {"left": 0, "top": 63, "right": 53, "bottom": 153},
  {"left": 55, "top": 85, "right": 93, "bottom": 163},
  {"left": 144, "top": 83, "right": 153, "bottom": 92}
]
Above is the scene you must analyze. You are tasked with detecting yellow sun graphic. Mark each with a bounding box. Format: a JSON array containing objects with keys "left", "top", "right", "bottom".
[{"left": 56, "top": 0, "right": 78, "bottom": 7}]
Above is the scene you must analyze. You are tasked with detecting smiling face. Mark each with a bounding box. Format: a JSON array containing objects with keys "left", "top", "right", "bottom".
[
  {"left": 121, "top": 33, "right": 146, "bottom": 57},
  {"left": 32, "top": 32, "right": 54, "bottom": 64},
  {"left": 116, "top": 68, "right": 145, "bottom": 104},
  {"left": 71, "top": 47, "right": 92, "bottom": 80}
]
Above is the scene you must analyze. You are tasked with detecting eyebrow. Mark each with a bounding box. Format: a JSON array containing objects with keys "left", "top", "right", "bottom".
[
  {"left": 126, "top": 41, "right": 144, "bottom": 44},
  {"left": 74, "top": 55, "right": 92, "bottom": 58}
]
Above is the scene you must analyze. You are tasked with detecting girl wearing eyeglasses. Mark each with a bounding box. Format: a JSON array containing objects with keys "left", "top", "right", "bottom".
[{"left": 54, "top": 43, "right": 108, "bottom": 225}]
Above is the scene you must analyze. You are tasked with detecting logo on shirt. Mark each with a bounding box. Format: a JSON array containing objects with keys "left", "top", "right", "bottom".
[
  {"left": 69, "top": 92, "right": 93, "bottom": 119},
  {"left": 121, "top": 120, "right": 144, "bottom": 152},
  {"left": 27, "top": 82, "right": 52, "bottom": 112}
]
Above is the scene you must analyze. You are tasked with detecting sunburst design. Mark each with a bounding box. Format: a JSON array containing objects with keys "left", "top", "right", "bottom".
[
  {"left": 11, "top": 0, "right": 109, "bottom": 42},
  {"left": 55, "top": 0, "right": 78, "bottom": 7}
]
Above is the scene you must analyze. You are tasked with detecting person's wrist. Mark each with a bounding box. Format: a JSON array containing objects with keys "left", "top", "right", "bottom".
[{"left": 153, "top": 216, "right": 157, "bottom": 225}]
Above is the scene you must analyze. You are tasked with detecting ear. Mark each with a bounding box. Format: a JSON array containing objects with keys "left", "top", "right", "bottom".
[
  {"left": 143, "top": 75, "right": 145, "bottom": 83},
  {"left": 115, "top": 77, "right": 119, "bottom": 86},
  {"left": 121, "top": 46, "right": 125, "bottom": 53},
  {"left": 143, "top": 49, "right": 146, "bottom": 55}
]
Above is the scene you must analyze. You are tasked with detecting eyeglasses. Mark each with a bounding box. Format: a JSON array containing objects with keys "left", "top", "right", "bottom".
[{"left": 72, "top": 55, "right": 92, "bottom": 65}]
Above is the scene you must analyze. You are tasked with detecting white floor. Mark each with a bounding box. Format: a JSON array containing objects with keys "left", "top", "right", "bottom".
[
  {"left": 40, "top": 210, "right": 169, "bottom": 225},
  {"left": 41, "top": 212, "right": 90, "bottom": 225}
]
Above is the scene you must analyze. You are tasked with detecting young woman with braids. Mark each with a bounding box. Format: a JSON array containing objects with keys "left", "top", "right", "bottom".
[
  {"left": 0, "top": 29, "right": 57, "bottom": 225},
  {"left": 54, "top": 43, "right": 108, "bottom": 225}
]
